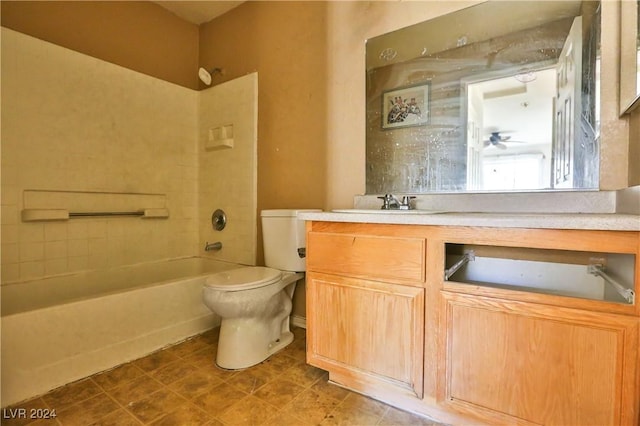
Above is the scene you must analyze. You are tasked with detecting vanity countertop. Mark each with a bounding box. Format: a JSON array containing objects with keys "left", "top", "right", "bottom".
[{"left": 298, "top": 211, "right": 640, "bottom": 231}]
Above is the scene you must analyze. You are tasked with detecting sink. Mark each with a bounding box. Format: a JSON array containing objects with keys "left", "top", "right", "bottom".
[{"left": 332, "top": 209, "right": 447, "bottom": 215}]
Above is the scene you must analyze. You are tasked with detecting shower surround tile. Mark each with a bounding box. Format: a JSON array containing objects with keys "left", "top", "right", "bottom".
[{"left": 1, "top": 28, "right": 199, "bottom": 283}]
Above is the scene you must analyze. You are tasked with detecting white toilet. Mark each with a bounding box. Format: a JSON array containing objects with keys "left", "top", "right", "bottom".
[{"left": 202, "top": 209, "right": 319, "bottom": 369}]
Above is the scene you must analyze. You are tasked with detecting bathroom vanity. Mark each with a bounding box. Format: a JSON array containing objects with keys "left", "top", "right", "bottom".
[{"left": 299, "top": 211, "right": 640, "bottom": 425}]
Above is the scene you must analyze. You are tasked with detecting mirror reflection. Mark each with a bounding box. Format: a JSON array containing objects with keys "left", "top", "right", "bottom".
[{"left": 366, "top": 1, "right": 601, "bottom": 193}]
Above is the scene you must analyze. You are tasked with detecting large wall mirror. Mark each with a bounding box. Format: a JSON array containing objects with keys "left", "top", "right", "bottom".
[
  {"left": 620, "top": 0, "right": 640, "bottom": 114},
  {"left": 366, "top": 1, "right": 601, "bottom": 193}
]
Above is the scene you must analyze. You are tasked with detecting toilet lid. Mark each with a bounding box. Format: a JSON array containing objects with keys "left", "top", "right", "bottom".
[{"left": 204, "top": 266, "right": 282, "bottom": 291}]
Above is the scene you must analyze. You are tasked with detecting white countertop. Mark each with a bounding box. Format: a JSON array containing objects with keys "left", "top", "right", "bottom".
[{"left": 298, "top": 210, "right": 640, "bottom": 231}]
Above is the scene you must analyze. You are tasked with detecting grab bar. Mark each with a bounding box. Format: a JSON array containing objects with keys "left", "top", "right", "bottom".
[
  {"left": 444, "top": 250, "right": 475, "bottom": 281},
  {"left": 588, "top": 262, "right": 635, "bottom": 304},
  {"left": 21, "top": 208, "right": 169, "bottom": 221},
  {"left": 69, "top": 211, "right": 144, "bottom": 217}
]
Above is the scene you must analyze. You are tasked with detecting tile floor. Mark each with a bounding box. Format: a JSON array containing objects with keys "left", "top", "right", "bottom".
[{"left": 3, "top": 327, "right": 444, "bottom": 426}]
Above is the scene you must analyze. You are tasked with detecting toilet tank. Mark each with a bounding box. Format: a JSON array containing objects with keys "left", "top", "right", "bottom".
[{"left": 261, "top": 209, "right": 321, "bottom": 272}]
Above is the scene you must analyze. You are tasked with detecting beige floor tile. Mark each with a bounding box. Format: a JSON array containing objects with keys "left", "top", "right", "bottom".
[
  {"left": 309, "top": 378, "right": 351, "bottom": 403},
  {"left": 87, "top": 408, "right": 141, "bottom": 426},
  {"left": 126, "top": 388, "right": 187, "bottom": 424},
  {"left": 224, "top": 369, "right": 272, "bottom": 394},
  {"left": 41, "top": 379, "right": 103, "bottom": 411},
  {"left": 252, "top": 378, "right": 307, "bottom": 407},
  {"left": 133, "top": 349, "right": 180, "bottom": 373},
  {"left": 319, "top": 404, "right": 383, "bottom": 426},
  {"left": 216, "top": 395, "right": 279, "bottom": 426},
  {"left": 261, "top": 411, "right": 316, "bottom": 426},
  {"left": 258, "top": 351, "right": 299, "bottom": 375},
  {"left": 279, "top": 361, "right": 325, "bottom": 388},
  {"left": 108, "top": 375, "right": 164, "bottom": 406},
  {"left": 378, "top": 406, "right": 443, "bottom": 426},
  {"left": 202, "top": 419, "right": 225, "bottom": 426},
  {"left": 10, "top": 327, "right": 448, "bottom": 426},
  {"left": 149, "top": 403, "right": 212, "bottom": 426},
  {"left": 183, "top": 346, "right": 218, "bottom": 369},
  {"left": 55, "top": 393, "right": 120, "bottom": 426},
  {"left": 149, "top": 360, "right": 201, "bottom": 385},
  {"left": 338, "top": 392, "right": 389, "bottom": 417},
  {"left": 191, "top": 382, "right": 247, "bottom": 414},
  {"left": 243, "top": 361, "right": 283, "bottom": 382},
  {"left": 280, "top": 389, "right": 341, "bottom": 425},
  {"left": 202, "top": 364, "right": 241, "bottom": 381},
  {"left": 168, "top": 369, "right": 225, "bottom": 400},
  {"left": 14, "top": 419, "right": 60, "bottom": 426},
  {"left": 92, "top": 363, "right": 146, "bottom": 391}
]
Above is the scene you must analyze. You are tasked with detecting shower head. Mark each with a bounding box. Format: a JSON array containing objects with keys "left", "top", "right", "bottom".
[{"left": 198, "top": 67, "right": 224, "bottom": 85}]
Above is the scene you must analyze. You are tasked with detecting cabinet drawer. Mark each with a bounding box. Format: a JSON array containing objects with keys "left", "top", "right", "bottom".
[{"left": 307, "top": 232, "right": 425, "bottom": 284}]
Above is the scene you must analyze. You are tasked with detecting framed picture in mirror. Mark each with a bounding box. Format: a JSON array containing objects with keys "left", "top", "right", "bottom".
[{"left": 381, "top": 83, "right": 430, "bottom": 129}]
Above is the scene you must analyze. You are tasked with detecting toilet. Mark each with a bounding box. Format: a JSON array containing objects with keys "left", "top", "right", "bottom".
[{"left": 202, "top": 209, "right": 319, "bottom": 369}]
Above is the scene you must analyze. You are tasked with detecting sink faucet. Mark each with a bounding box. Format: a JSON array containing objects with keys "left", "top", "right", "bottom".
[
  {"left": 377, "top": 193, "right": 400, "bottom": 209},
  {"left": 377, "top": 194, "right": 416, "bottom": 210}
]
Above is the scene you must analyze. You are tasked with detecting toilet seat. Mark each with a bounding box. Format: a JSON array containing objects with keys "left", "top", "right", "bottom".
[{"left": 204, "top": 266, "right": 282, "bottom": 291}]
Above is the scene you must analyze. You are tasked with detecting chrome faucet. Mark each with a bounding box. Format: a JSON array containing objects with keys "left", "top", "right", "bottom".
[
  {"left": 399, "top": 196, "right": 416, "bottom": 210},
  {"left": 377, "top": 194, "right": 416, "bottom": 210},
  {"left": 377, "top": 193, "right": 400, "bottom": 210}
]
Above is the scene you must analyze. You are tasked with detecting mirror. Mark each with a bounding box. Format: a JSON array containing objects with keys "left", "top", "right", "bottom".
[
  {"left": 620, "top": 0, "right": 640, "bottom": 114},
  {"left": 366, "top": 1, "right": 601, "bottom": 193}
]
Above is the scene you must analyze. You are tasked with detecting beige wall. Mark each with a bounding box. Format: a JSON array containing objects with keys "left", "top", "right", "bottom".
[
  {"left": 0, "top": 1, "right": 200, "bottom": 89},
  {"left": 1, "top": 28, "right": 199, "bottom": 283},
  {"left": 199, "top": 1, "right": 329, "bottom": 225}
]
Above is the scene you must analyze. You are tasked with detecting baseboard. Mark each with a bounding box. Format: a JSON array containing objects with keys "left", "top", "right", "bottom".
[{"left": 291, "top": 315, "right": 307, "bottom": 329}]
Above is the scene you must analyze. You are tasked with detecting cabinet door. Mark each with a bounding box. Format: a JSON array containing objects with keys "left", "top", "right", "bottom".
[
  {"left": 307, "top": 272, "right": 424, "bottom": 398},
  {"left": 440, "top": 292, "right": 640, "bottom": 426}
]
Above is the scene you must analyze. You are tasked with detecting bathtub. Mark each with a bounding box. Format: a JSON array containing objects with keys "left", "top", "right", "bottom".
[{"left": 0, "top": 256, "right": 238, "bottom": 407}]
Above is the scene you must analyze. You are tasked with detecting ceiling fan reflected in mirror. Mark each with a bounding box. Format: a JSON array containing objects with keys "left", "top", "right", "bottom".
[{"left": 483, "top": 131, "right": 526, "bottom": 150}]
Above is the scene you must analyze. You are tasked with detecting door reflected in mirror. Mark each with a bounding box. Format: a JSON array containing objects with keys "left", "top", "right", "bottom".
[
  {"left": 620, "top": 0, "right": 640, "bottom": 113},
  {"left": 366, "top": 1, "right": 601, "bottom": 193}
]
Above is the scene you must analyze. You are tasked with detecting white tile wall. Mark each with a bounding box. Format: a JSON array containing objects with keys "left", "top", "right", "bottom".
[
  {"left": 198, "top": 73, "right": 258, "bottom": 266},
  {"left": 1, "top": 28, "right": 258, "bottom": 284}
]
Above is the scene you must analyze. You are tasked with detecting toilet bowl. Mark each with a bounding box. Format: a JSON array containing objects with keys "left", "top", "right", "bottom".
[
  {"left": 201, "top": 209, "right": 320, "bottom": 369},
  {"left": 202, "top": 266, "right": 302, "bottom": 369}
]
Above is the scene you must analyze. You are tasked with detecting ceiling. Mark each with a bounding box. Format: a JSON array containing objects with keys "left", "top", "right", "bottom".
[{"left": 153, "top": 1, "right": 245, "bottom": 25}]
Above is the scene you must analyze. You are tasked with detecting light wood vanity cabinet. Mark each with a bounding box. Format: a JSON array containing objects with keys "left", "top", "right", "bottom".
[
  {"left": 306, "top": 273, "right": 425, "bottom": 397},
  {"left": 441, "top": 292, "right": 639, "bottom": 426},
  {"left": 305, "top": 224, "right": 427, "bottom": 398},
  {"left": 305, "top": 221, "right": 640, "bottom": 425}
]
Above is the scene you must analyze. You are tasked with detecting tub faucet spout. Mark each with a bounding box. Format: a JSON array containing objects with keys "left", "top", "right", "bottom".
[{"left": 205, "top": 241, "right": 222, "bottom": 251}]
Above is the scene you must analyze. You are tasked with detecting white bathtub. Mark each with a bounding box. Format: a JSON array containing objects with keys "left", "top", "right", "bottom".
[{"left": 0, "top": 256, "right": 238, "bottom": 407}]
